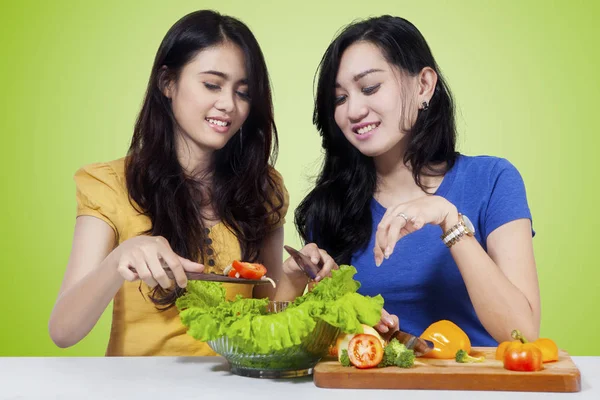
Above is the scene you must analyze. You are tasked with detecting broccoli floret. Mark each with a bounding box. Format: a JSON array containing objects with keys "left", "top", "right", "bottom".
[
  {"left": 394, "top": 349, "right": 415, "bottom": 368},
  {"left": 378, "top": 338, "right": 408, "bottom": 367},
  {"left": 455, "top": 349, "right": 485, "bottom": 363},
  {"left": 339, "top": 349, "right": 351, "bottom": 367}
]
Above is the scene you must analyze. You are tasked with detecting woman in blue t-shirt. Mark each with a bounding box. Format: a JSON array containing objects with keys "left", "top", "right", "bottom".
[{"left": 277, "top": 15, "right": 540, "bottom": 346}]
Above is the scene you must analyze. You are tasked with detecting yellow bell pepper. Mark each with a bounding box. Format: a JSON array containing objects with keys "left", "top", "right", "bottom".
[{"left": 419, "top": 320, "right": 471, "bottom": 359}]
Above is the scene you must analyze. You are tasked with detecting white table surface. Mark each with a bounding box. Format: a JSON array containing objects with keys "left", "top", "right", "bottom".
[{"left": 1, "top": 356, "right": 598, "bottom": 399}]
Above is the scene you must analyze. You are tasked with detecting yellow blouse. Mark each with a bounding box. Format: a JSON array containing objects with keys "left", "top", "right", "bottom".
[{"left": 73, "top": 158, "right": 289, "bottom": 356}]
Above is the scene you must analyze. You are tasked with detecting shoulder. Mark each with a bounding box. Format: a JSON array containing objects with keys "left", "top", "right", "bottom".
[
  {"left": 73, "top": 158, "right": 130, "bottom": 238},
  {"left": 267, "top": 165, "right": 286, "bottom": 187},
  {"left": 75, "top": 157, "right": 126, "bottom": 182},
  {"left": 265, "top": 165, "right": 290, "bottom": 225},
  {"left": 455, "top": 155, "right": 523, "bottom": 183},
  {"left": 266, "top": 165, "right": 289, "bottom": 201},
  {"left": 74, "top": 157, "right": 128, "bottom": 197}
]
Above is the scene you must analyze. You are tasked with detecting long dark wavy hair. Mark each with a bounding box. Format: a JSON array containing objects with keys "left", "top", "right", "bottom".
[
  {"left": 295, "top": 15, "right": 458, "bottom": 265},
  {"left": 126, "top": 10, "right": 283, "bottom": 308}
]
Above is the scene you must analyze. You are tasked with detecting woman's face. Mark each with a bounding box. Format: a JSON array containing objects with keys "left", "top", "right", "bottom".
[
  {"left": 334, "top": 41, "right": 419, "bottom": 158},
  {"left": 166, "top": 41, "right": 251, "bottom": 156}
]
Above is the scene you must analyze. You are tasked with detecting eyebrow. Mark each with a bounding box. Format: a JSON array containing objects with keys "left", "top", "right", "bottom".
[
  {"left": 335, "top": 68, "right": 384, "bottom": 88},
  {"left": 199, "top": 70, "right": 248, "bottom": 85}
]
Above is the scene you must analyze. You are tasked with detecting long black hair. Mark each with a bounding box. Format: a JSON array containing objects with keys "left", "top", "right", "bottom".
[
  {"left": 126, "top": 10, "right": 283, "bottom": 308},
  {"left": 295, "top": 15, "right": 458, "bottom": 265}
]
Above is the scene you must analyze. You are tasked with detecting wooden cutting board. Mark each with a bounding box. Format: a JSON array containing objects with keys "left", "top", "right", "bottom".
[{"left": 313, "top": 347, "right": 581, "bottom": 392}]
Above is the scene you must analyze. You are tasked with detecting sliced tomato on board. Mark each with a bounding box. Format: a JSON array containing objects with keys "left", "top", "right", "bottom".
[
  {"left": 347, "top": 334, "right": 384, "bottom": 369},
  {"left": 232, "top": 260, "right": 267, "bottom": 280},
  {"left": 329, "top": 325, "right": 386, "bottom": 359}
]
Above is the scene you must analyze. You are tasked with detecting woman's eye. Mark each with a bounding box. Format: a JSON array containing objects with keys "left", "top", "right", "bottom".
[
  {"left": 204, "top": 82, "right": 220, "bottom": 91},
  {"left": 362, "top": 84, "right": 381, "bottom": 95},
  {"left": 236, "top": 90, "right": 251, "bottom": 101},
  {"left": 334, "top": 95, "right": 347, "bottom": 106}
]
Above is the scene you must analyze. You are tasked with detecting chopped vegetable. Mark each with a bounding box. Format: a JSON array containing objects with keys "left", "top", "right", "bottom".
[
  {"left": 260, "top": 276, "right": 276, "bottom": 288},
  {"left": 339, "top": 349, "right": 351, "bottom": 367},
  {"left": 224, "top": 262, "right": 276, "bottom": 287},
  {"left": 347, "top": 334, "right": 384, "bottom": 369},
  {"left": 394, "top": 349, "right": 415, "bottom": 368},
  {"left": 378, "top": 338, "right": 408, "bottom": 367},
  {"left": 231, "top": 260, "right": 267, "bottom": 280},
  {"left": 455, "top": 349, "right": 485, "bottom": 363},
  {"left": 330, "top": 324, "right": 385, "bottom": 359},
  {"left": 420, "top": 320, "right": 471, "bottom": 359}
]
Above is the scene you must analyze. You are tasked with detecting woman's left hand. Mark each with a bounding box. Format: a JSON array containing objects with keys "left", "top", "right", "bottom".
[
  {"left": 282, "top": 243, "right": 338, "bottom": 283},
  {"left": 374, "top": 195, "right": 457, "bottom": 266},
  {"left": 374, "top": 308, "right": 400, "bottom": 337}
]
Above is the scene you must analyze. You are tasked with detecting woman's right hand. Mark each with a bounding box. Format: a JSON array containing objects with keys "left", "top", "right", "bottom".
[{"left": 114, "top": 236, "right": 204, "bottom": 289}]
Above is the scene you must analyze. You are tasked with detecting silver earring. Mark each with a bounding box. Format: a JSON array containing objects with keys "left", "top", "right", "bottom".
[{"left": 421, "top": 101, "right": 429, "bottom": 111}]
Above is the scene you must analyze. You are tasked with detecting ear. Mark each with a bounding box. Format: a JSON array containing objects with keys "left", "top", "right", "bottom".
[
  {"left": 417, "top": 67, "right": 437, "bottom": 106},
  {"left": 158, "top": 66, "right": 174, "bottom": 99}
]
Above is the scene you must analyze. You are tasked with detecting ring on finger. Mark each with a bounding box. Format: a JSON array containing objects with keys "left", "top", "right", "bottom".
[{"left": 397, "top": 212, "right": 409, "bottom": 222}]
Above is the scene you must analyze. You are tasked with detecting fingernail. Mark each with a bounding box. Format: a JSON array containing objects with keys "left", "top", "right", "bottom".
[
  {"left": 375, "top": 257, "right": 382, "bottom": 267},
  {"left": 314, "top": 276, "right": 321, "bottom": 282},
  {"left": 384, "top": 246, "right": 391, "bottom": 259},
  {"left": 386, "top": 317, "right": 394, "bottom": 326},
  {"left": 312, "top": 257, "right": 319, "bottom": 264},
  {"left": 380, "top": 325, "right": 389, "bottom": 333}
]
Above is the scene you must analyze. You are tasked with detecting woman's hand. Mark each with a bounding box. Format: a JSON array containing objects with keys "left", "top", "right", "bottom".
[
  {"left": 374, "top": 308, "right": 400, "bottom": 340},
  {"left": 374, "top": 195, "right": 458, "bottom": 266},
  {"left": 114, "top": 236, "right": 204, "bottom": 289},
  {"left": 282, "top": 243, "right": 339, "bottom": 283}
]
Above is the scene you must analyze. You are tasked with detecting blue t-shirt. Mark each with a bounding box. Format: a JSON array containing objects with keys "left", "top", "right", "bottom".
[{"left": 351, "top": 155, "right": 534, "bottom": 346}]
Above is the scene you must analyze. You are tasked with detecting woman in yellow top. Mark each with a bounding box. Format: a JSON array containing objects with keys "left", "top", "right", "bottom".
[{"left": 48, "top": 10, "right": 316, "bottom": 356}]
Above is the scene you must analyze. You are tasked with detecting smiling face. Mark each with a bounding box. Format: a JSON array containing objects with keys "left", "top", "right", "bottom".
[
  {"left": 334, "top": 41, "right": 420, "bottom": 158},
  {"left": 165, "top": 41, "right": 250, "bottom": 160}
]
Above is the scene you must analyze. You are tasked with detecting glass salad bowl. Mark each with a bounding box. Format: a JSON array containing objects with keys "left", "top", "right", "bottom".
[{"left": 206, "top": 301, "right": 340, "bottom": 378}]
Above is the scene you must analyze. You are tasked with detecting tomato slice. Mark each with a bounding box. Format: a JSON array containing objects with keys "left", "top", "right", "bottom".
[
  {"left": 231, "top": 260, "right": 267, "bottom": 280},
  {"left": 347, "top": 334, "right": 384, "bottom": 369},
  {"left": 227, "top": 268, "right": 238, "bottom": 278}
]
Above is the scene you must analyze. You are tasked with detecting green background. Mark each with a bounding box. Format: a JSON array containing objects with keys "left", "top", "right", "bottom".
[{"left": 1, "top": 0, "right": 598, "bottom": 356}]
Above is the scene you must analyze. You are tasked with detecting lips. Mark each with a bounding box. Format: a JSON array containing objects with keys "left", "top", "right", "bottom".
[
  {"left": 205, "top": 117, "right": 231, "bottom": 134},
  {"left": 205, "top": 117, "right": 230, "bottom": 127},
  {"left": 350, "top": 121, "right": 380, "bottom": 141}
]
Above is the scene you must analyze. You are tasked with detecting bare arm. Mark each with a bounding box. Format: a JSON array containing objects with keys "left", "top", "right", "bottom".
[
  {"left": 49, "top": 216, "right": 204, "bottom": 348},
  {"left": 446, "top": 217, "right": 540, "bottom": 342},
  {"left": 49, "top": 216, "right": 124, "bottom": 348},
  {"left": 253, "top": 227, "right": 285, "bottom": 300},
  {"left": 374, "top": 195, "right": 540, "bottom": 343}
]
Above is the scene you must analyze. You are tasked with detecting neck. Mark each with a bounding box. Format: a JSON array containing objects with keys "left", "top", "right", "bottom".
[
  {"left": 174, "top": 131, "right": 220, "bottom": 224},
  {"left": 373, "top": 137, "right": 415, "bottom": 192},
  {"left": 174, "top": 131, "right": 213, "bottom": 177},
  {"left": 373, "top": 140, "right": 444, "bottom": 206}
]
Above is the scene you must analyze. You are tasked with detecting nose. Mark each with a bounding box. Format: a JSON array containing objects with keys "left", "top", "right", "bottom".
[
  {"left": 215, "top": 90, "right": 235, "bottom": 113},
  {"left": 346, "top": 95, "right": 368, "bottom": 123}
]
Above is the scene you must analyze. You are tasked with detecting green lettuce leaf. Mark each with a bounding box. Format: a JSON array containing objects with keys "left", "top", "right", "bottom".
[{"left": 177, "top": 265, "right": 383, "bottom": 353}]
